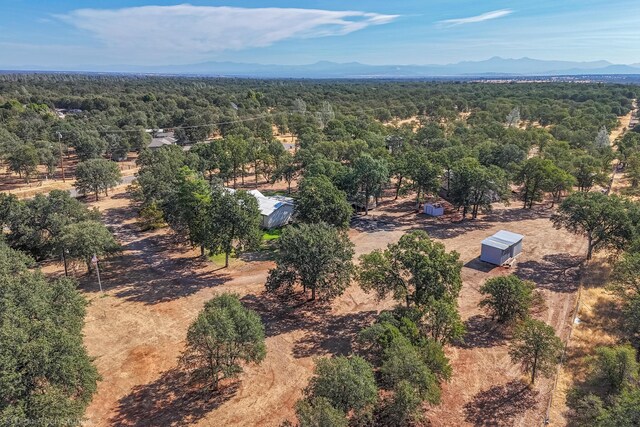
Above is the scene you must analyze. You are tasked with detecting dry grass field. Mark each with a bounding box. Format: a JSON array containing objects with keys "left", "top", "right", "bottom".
[
  {"left": 57, "top": 185, "right": 588, "bottom": 427},
  {"left": 545, "top": 101, "right": 638, "bottom": 425},
  {"left": 0, "top": 151, "right": 138, "bottom": 199}
]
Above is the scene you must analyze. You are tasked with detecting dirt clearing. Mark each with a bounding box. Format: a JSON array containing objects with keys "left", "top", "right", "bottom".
[{"left": 74, "top": 190, "right": 586, "bottom": 427}]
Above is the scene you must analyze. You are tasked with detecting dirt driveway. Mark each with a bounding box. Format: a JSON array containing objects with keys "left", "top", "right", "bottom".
[{"left": 78, "top": 192, "right": 585, "bottom": 427}]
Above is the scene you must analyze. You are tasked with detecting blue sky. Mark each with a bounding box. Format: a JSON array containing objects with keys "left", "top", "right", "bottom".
[{"left": 1, "top": 0, "right": 639, "bottom": 68}]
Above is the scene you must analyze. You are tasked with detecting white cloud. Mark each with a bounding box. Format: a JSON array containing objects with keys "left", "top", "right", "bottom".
[
  {"left": 56, "top": 4, "right": 398, "bottom": 63},
  {"left": 438, "top": 9, "right": 513, "bottom": 26}
]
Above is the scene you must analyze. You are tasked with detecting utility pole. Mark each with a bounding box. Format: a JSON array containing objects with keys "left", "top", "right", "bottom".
[
  {"left": 91, "top": 254, "right": 103, "bottom": 293},
  {"left": 57, "top": 131, "right": 66, "bottom": 182}
]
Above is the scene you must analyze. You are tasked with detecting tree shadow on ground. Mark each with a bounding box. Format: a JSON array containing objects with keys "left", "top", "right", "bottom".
[
  {"left": 110, "top": 191, "right": 132, "bottom": 200},
  {"left": 110, "top": 368, "right": 238, "bottom": 427},
  {"left": 78, "top": 231, "right": 232, "bottom": 304},
  {"left": 350, "top": 217, "right": 401, "bottom": 233},
  {"left": 240, "top": 292, "right": 378, "bottom": 357},
  {"left": 483, "top": 206, "right": 551, "bottom": 223},
  {"left": 292, "top": 310, "right": 378, "bottom": 357},
  {"left": 456, "top": 315, "right": 508, "bottom": 349},
  {"left": 515, "top": 253, "right": 583, "bottom": 293},
  {"left": 375, "top": 197, "right": 417, "bottom": 214},
  {"left": 240, "top": 250, "right": 276, "bottom": 262},
  {"left": 586, "top": 295, "right": 625, "bottom": 342},
  {"left": 240, "top": 292, "right": 326, "bottom": 338},
  {"left": 76, "top": 200, "right": 250, "bottom": 304},
  {"left": 581, "top": 258, "right": 612, "bottom": 289},
  {"left": 419, "top": 219, "right": 493, "bottom": 240},
  {"left": 463, "top": 380, "right": 539, "bottom": 427}
]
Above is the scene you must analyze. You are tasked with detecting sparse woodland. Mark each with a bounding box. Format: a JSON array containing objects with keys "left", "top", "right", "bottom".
[{"left": 1, "top": 74, "right": 640, "bottom": 425}]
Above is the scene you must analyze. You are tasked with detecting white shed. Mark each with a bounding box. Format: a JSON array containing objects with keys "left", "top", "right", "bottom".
[
  {"left": 480, "top": 230, "right": 524, "bottom": 265},
  {"left": 424, "top": 203, "right": 444, "bottom": 216}
]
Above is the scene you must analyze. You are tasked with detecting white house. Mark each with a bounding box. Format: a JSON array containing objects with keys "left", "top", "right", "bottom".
[
  {"left": 480, "top": 230, "right": 524, "bottom": 266},
  {"left": 226, "top": 188, "right": 294, "bottom": 229}
]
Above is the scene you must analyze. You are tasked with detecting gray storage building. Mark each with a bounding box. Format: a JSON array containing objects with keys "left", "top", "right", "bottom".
[{"left": 480, "top": 230, "right": 524, "bottom": 265}]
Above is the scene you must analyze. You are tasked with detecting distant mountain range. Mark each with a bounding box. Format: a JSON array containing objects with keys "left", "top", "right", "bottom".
[{"left": 6, "top": 57, "right": 640, "bottom": 78}]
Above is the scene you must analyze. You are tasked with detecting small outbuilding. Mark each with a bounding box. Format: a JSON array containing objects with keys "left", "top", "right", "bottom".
[
  {"left": 480, "top": 230, "right": 524, "bottom": 266},
  {"left": 424, "top": 203, "right": 444, "bottom": 217}
]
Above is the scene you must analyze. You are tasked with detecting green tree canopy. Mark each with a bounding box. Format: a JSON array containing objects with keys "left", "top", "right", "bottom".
[
  {"left": 0, "top": 242, "right": 99, "bottom": 424},
  {"left": 358, "top": 230, "right": 462, "bottom": 308},
  {"left": 304, "top": 356, "right": 377, "bottom": 417},
  {"left": 206, "top": 187, "right": 262, "bottom": 267},
  {"left": 406, "top": 148, "right": 442, "bottom": 209},
  {"left": 379, "top": 380, "right": 424, "bottom": 427},
  {"left": 271, "top": 151, "right": 298, "bottom": 194},
  {"left": 552, "top": 192, "right": 634, "bottom": 260},
  {"left": 546, "top": 166, "right": 577, "bottom": 206},
  {"left": 59, "top": 220, "right": 120, "bottom": 273},
  {"left": 379, "top": 336, "right": 441, "bottom": 405},
  {"left": 514, "top": 157, "right": 557, "bottom": 209},
  {"left": 7, "top": 143, "right": 39, "bottom": 183},
  {"left": 625, "top": 153, "right": 640, "bottom": 187},
  {"left": 266, "top": 222, "right": 354, "bottom": 301},
  {"left": 136, "top": 145, "right": 188, "bottom": 205},
  {"left": 3, "top": 190, "right": 99, "bottom": 260},
  {"left": 422, "top": 297, "right": 466, "bottom": 345},
  {"left": 508, "top": 318, "right": 563, "bottom": 384},
  {"left": 479, "top": 275, "right": 536, "bottom": 323},
  {"left": 351, "top": 154, "right": 388, "bottom": 215},
  {"left": 294, "top": 397, "right": 348, "bottom": 427},
  {"left": 296, "top": 176, "right": 352, "bottom": 229},
  {"left": 358, "top": 309, "right": 452, "bottom": 382},
  {"left": 75, "top": 158, "right": 122, "bottom": 201},
  {"left": 449, "top": 157, "right": 509, "bottom": 219},
  {"left": 181, "top": 294, "right": 266, "bottom": 390},
  {"left": 591, "top": 345, "right": 639, "bottom": 395},
  {"left": 162, "top": 167, "right": 212, "bottom": 255},
  {"left": 226, "top": 135, "right": 248, "bottom": 188},
  {"left": 572, "top": 154, "right": 607, "bottom": 193}
]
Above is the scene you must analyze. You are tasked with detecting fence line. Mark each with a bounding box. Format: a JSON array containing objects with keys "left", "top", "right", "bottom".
[{"left": 542, "top": 262, "right": 585, "bottom": 426}]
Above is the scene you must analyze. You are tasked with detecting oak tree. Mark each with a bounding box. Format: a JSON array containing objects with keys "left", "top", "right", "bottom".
[
  {"left": 358, "top": 230, "right": 462, "bottom": 308},
  {"left": 266, "top": 223, "right": 354, "bottom": 301},
  {"left": 75, "top": 158, "right": 122, "bottom": 201},
  {"left": 181, "top": 294, "right": 266, "bottom": 390},
  {"left": 508, "top": 319, "right": 562, "bottom": 384}
]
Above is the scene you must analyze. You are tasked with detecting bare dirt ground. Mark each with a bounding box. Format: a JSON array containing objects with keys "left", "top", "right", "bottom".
[
  {"left": 383, "top": 116, "right": 422, "bottom": 129},
  {"left": 271, "top": 124, "right": 297, "bottom": 152},
  {"left": 1, "top": 151, "right": 138, "bottom": 198},
  {"left": 67, "top": 185, "right": 587, "bottom": 427}
]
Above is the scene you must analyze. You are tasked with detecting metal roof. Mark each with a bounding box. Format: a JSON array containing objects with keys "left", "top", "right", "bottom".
[
  {"left": 225, "top": 188, "right": 293, "bottom": 216},
  {"left": 148, "top": 136, "right": 176, "bottom": 148},
  {"left": 482, "top": 230, "right": 524, "bottom": 250}
]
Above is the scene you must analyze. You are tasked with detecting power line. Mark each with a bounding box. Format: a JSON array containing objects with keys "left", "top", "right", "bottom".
[
  {"left": 94, "top": 112, "right": 277, "bottom": 134},
  {"left": 68, "top": 104, "right": 424, "bottom": 135}
]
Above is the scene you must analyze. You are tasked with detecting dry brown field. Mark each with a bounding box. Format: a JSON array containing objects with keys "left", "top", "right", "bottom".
[{"left": 52, "top": 183, "right": 588, "bottom": 427}]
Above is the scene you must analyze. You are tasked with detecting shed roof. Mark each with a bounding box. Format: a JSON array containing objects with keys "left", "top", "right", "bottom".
[{"left": 482, "top": 230, "right": 524, "bottom": 250}]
